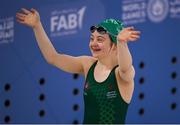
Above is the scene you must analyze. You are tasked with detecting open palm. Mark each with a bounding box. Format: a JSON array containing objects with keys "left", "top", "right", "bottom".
[
  {"left": 16, "top": 8, "right": 40, "bottom": 28},
  {"left": 117, "top": 27, "right": 141, "bottom": 43}
]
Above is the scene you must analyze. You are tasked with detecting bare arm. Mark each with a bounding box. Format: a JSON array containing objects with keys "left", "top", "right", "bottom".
[
  {"left": 117, "top": 27, "right": 140, "bottom": 82},
  {"left": 16, "top": 8, "right": 85, "bottom": 74}
]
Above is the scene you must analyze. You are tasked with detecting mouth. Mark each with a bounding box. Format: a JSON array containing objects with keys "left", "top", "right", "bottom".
[{"left": 91, "top": 47, "right": 101, "bottom": 52}]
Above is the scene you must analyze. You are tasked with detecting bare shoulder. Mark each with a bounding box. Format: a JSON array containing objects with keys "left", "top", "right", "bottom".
[{"left": 80, "top": 56, "right": 97, "bottom": 77}]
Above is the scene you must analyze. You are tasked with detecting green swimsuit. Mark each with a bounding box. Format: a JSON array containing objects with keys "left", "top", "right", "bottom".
[{"left": 83, "top": 61, "right": 129, "bottom": 124}]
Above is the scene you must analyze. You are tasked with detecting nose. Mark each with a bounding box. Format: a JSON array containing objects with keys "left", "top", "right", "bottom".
[{"left": 91, "top": 40, "right": 98, "bottom": 47}]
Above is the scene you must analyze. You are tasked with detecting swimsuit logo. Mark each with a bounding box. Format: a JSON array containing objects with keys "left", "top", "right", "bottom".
[
  {"left": 147, "top": 0, "right": 169, "bottom": 22},
  {"left": 108, "top": 84, "right": 113, "bottom": 91},
  {"left": 84, "top": 82, "right": 90, "bottom": 96},
  {"left": 106, "top": 91, "right": 117, "bottom": 99},
  {"left": 85, "top": 82, "right": 89, "bottom": 89}
]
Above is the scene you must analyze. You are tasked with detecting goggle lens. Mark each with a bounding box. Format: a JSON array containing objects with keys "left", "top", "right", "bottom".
[{"left": 90, "top": 26, "right": 107, "bottom": 35}]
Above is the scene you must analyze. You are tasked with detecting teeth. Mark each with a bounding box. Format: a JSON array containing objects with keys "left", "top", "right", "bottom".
[
  {"left": 93, "top": 49, "right": 100, "bottom": 51},
  {"left": 92, "top": 48, "right": 100, "bottom": 50}
]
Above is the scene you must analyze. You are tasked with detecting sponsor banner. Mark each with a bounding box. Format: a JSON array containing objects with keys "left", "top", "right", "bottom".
[
  {"left": 121, "top": 0, "right": 147, "bottom": 25},
  {"left": 50, "top": 6, "right": 86, "bottom": 37},
  {"left": 39, "top": 1, "right": 105, "bottom": 39},
  {"left": 0, "top": 17, "right": 14, "bottom": 44},
  {"left": 147, "top": 0, "right": 169, "bottom": 23},
  {"left": 169, "top": 0, "right": 180, "bottom": 18},
  {"left": 122, "top": 0, "right": 179, "bottom": 25}
]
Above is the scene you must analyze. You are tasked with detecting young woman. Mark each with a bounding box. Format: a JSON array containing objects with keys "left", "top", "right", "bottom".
[{"left": 16, "top": 8, "right": 140, "bottom": 124}]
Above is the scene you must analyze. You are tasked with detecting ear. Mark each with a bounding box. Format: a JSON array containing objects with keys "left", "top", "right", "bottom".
[
  {"left": 111, "top": 43, "right": 117, "bottom": 50},
  {"left": 109, "top": 42, "right": 117, "bottom": 54}
]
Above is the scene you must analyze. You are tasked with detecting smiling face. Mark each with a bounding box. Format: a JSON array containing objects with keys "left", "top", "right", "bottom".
[{"left": 89, "top": 31, "right": 114, "bottom": 59}]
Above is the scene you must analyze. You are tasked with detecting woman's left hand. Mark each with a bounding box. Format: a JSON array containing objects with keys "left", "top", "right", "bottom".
[{"left": 117, "top": 27, "right": 141, "bottom": 43}]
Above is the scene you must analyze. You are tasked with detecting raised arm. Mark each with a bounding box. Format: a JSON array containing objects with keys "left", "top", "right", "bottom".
[
  {"left": 116, "top": 27, "right": 140, "bottom": 82},
  {"left": 16, "top": 8, "right": 85, "bottom": 74}
]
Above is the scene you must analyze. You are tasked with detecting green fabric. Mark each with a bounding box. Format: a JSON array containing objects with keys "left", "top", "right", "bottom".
[
  {"left": 98, "top": 19, "right": 124, "bottom": 43},
  {"left": 83, "top": 61, "right": 129, "bottom": 124}
]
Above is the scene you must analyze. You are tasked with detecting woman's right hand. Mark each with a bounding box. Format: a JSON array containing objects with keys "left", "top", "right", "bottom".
[{"left": 16, "top": 8, "right": 40, "bottom": 29}]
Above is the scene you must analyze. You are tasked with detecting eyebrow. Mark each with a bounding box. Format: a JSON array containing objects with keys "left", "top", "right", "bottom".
[{"left": 91, "top": 35, "right": 106, "bottom": 39}]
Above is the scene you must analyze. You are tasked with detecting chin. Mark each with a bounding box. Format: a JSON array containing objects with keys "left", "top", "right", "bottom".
[
  {"left": 92, "top": 54, "right": 98, "bottom": 58},
  {"left": 92, "top": 53, "right": 104, "bottom": 59},
  {"left": 91, "top": 50, "right": 104, "bottom": 58}
]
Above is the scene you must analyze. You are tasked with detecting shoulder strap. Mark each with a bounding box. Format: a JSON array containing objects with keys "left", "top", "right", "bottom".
[{"left": 85, "top": 60, "right": 98, "bottom": 82}]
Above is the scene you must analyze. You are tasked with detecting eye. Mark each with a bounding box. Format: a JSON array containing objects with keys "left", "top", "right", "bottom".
[
  {"left": 97, "top": 38, "right": 104, "bottom": 43},
  {"left": 90, "top": 37, "right": 94, "bottom": 41}
]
